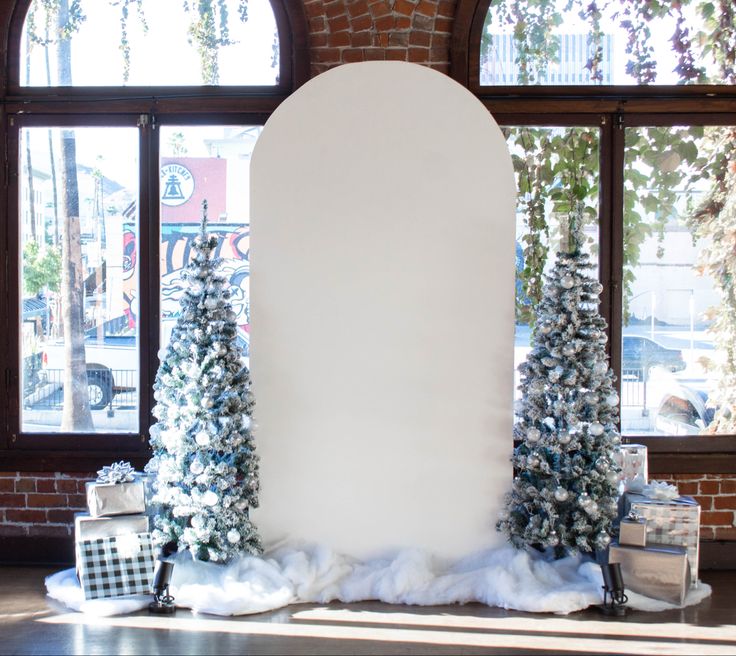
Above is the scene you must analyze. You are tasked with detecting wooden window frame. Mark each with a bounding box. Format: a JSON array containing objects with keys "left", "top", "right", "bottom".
[
  {"left": 454, "top": 0, "right": 736, "bottom": 474},
  {"left": 0, "top": 0, "right": 308, "bottom": 472}
]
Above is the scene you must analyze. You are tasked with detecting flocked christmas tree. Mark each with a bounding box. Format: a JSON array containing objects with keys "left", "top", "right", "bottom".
[
  {"left": 497, "top": 206, "right": 621, "bottom": 557},
  {"left": 147, "top": 201, "right": 261, "bottom": 562}
]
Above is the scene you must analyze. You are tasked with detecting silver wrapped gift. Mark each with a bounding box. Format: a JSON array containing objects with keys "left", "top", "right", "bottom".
[
  {"left": 609, "top": 541, "right": 691, "bottom": 606},
  {"left": 75, "top": 513, "right": 149, "bottom": 541},
  {"left": 612, "top": 444, "right": 648, "bottom": 491},
  {"left": 619, "top": 515, "right": 647, "bottom": 547},
  {"left": 86, "top": 480, "right": 146, "bottom": 517},
  {"left": 620, "top": 492, "right": 700, "bottom": 584}
]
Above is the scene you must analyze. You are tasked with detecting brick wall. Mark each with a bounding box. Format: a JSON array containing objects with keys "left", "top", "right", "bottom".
[
  {"left": 659, "top": 474, "right": 736, "bottom": 541},
  {"left": 0, "top": 472, "right": 91, "bottom": 539},
  {"left": 305, "top": 0, "right": 456, "bottom": 76}
]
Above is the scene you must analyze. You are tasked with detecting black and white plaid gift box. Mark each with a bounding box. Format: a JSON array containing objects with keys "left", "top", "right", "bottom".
[{"left": 76, "top": 532, "right": 155, "bottom": 600}]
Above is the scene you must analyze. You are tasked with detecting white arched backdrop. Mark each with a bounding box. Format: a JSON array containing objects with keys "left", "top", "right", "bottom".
[{"left": 250, "top": 61, "right": 516, "bottom": 560}]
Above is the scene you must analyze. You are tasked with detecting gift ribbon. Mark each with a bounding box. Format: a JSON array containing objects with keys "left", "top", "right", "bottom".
[{"left": 96, "top": 460, "right": 136, "bottom": 484}]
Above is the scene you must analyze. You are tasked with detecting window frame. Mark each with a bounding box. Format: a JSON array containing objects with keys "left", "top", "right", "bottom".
[
  {"left": 455, "top": 0, "right": 736, "bottom": 474},
  {"left": 0, "top": 0, "right": 308, "bottom": 472}
]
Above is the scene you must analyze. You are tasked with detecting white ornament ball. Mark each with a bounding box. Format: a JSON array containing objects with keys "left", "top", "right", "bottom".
[
  {"left": 204, "top": 297, "right": 218, "bottom": 310},
  {"left": 606, "top": 392, "right": 620, "bottom": 406},
  {"left": 202, "top": 490, "right": 219, "bottom": 506},
  {"left": 593, "top": 361, "right": 608, "bottom": 376},
  {"left": 606, "top": 470, "right": 620, "bottom": 484},
  {"left": 589, "top": 422, "right": 605, "bottom": 436},
  {"left": 527, "top": 427, "right": 541, "bottom": 443},
  {"left": 527, "top": 455, "right": 540, "bottom": 469},
  {"left": 554, "top": 487, "right": 569, "bottom": 502},
  {"left": 195, "top": 431, "right": 210, "bottom": 446},
  {"left": 190, "top": 459, "right": 204, "bottom": 475},
  {"left": 561, "top": 275, "right": 575, "bottom": 289},
  {"left": 227, "top": 529, "right": 241, "bottom": 544},
  {"left": 558, "top": 431, "right": 571, "bottom": 445}
]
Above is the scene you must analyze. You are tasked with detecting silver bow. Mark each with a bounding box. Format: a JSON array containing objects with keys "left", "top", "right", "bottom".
[
  {"left": 626, "top": 510, "right": 643, "bottom": 522},
  {"left": 96, "top": 460, "right": 136, "bottom": 484}
]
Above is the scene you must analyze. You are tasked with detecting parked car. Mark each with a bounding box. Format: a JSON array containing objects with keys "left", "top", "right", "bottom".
[
  {"left": 622, "top": 335, "right": 686, "bottom": 381},
  {"left": 655, "top": 384, "right": 715, "bottom": 435}
]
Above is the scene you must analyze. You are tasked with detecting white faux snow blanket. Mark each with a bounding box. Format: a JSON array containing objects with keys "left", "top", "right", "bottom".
[{"left": 46, "top": 544, "right": 711, "bottom": 617}]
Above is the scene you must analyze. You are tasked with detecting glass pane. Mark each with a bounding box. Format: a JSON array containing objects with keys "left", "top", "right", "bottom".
[
  {"left": 507, "top": 126, "right": 600, "bottom": 411},
  {"left": 20, "top": 126, "right": 139, "bottom": 433},
  {"left": 159, "top": 126, "right": 257, "bottom": 365},
  {"left": 621, "top": 125, "right": 734, "bottom": 436},
  {"left": 481, "top": 1, "right": 727, "bottom": 85},
  {"left": 21, "top": 0, "right": 278, "bottom": 86}
]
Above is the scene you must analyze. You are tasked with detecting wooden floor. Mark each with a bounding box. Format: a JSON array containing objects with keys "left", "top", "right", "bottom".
[{"left": 0, "top": 567, "right": 734, "bottom": 655}]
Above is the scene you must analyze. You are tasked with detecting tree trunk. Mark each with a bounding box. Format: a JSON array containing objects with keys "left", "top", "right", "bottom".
[{"left": 57, "top": 0, "right": 93, "bottom": 431}]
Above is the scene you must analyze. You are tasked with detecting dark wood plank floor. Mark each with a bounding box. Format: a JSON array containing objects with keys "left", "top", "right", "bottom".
[{"left": 0, "top": 567, "right": 734, "bottom": 655}]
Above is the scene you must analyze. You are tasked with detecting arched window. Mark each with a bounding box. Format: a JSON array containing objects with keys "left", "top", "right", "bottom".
[
  {"left": 20, "top": 0, "right": 280, "bottom": 87},
  {"left": 0, "top": 0, "right": 308, "bottom": 467},
  {"left": 453, "top": 0, "right": 736, "bottom": 470}
]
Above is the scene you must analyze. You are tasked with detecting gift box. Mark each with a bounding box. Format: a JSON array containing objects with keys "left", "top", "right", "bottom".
[
  {"left": 609, "top": 542, "right": 691, "bottom": 606},
  {"left": 620, "top": 492, "right": 700, "bottom": 584},
  {"left": 86, "top": 479, "right": 146, "bottom": 517},
  {"left": 76, "top": 532, "right": 155, "bottom": 600},
  {"left": 619, "top": 515, "right": 647, "bottom": 547},
  {"left": 612, "top": 444, "right": 648, "bottom": 491},
  {"left": 75, "top": 513, "right": 149, "bottom": 541}
]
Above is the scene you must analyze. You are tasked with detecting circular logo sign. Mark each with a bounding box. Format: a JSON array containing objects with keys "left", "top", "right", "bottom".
[{"left": 160, "top": 163, "right": 194, "bottom": 207}]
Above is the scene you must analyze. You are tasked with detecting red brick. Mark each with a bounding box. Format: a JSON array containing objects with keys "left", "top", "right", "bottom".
[
  {"left": 26, "top": 493, "right": 66, "bottom": 508},
  {"left": 713, "top": 527, "right": 736, "bottom": 540},
  {"left": 342, "top": 48, "right": 364, "bottom": 63},
  {"left": 373, "top": 32, "right": 389, "bottom": 47},
  {"left": 28, "top": 524, "right": 71, "bottom": 537},
  {"left": 0, "top": 525, "right": 28, "bottom": 537},
  {"left": 701, "top": 510, "right": 734, "bottom": 526},
  {"left": 671, "top": 474, "right": 702, "bottom": 481},
  {"left": 389, "top": 32, "right": 410, "bottom": 47},
  {"left": 699, "top": 480, "right": 720, "bottom": 494},
  {"left": 311, "top": 33, "right": 328, "bottom": 47},
  {"left": 350, "top": 13, "right": 373, "bottom": 31},
  {"left": 721, "top": 480, "right": 736, "bottom": 494},
  {"left": 36, "top": 479, "right": 57, "bottom": 493},
  {"left": 412, "top": 12, "right": 434, "bottom": 30},
  {"left": 0, "top": 473, "right": 16, "bottom": 478},
  {"left": 328, "top": 31, "right": 351, "bottom": 47},
  {"left": 435, "top": 16, "right": 452, "bottom": 32},
  {"left": 0, "top": 494, "right": 27, "bottom": 508},
  {"left": 66, "top": 494, "right": 88, "bottom": 509},
  {"left": 324, "top": 1, "right": 346, "bottom": 19},
  {"left": 386, "top": 49, "right": 408, "bottom": 61},
  {"left": 303, "top": 0, "right": 325, "bottom": 19},
  {"left": 368, "top": 1, "right": 391, "bottom": 18},
  {"left": 328, "top": 14, "right": 350, "bottom": 31},
  {"left": 23, "top": 472, "right": 56, "bottom": 478},
  {"left": 431, "top": 32, "right": 450, "bottom": 48},
  {"left": 429, "top": 46, "right": 448, "bottom": 62},
  {"left": 56, "top": 479, "right": 80, "bottom": 494},
  {"left": 395, "top": 16, "right": 411, "bottom": 29},
  {"left": 14, "top": 479, "right": 36, "bottom": 493},
  {"left": 409, "top": 31, "right": 431, "bottom": 46},
  {"left": 314, "top": 48, "right": 342, "bottom": 63},
  {"left": 312, "top": 63, "right": 330, "bottom": 76},
  {"left": 363, "top": 49, "right": 385, "bottom": 61},
  {"left": 677, "top": 482, "right": 699, "bottom": 495},
  {"left": 47, "top": 508, "right": 76, "bottom": 524},
  {"left": 694, "top": 495, "right": 713, "bottom": 510},
  {"left": 416, "top": 0, "right": 437, "bottom": 17},
  {"left": 347, "top": 0, "right": 369, "bottom": 17},
  {"left": 430, "top": 62, "right": 450, "bottom": 74},
  {"left": 374, "top": 14, "right": 394, "bottom": 31},
  {"left": 438, "top": 0, "right": 455, "bottom": 17},
  {"left": 5, "top": 509, "right": 47, "bottom": 523},
  {"left": 310, "top": 16, "right": 327, "bottom": 32},
  {"left": 394, "top": 0, "right": 415, "bottom": 15},
  {"left": 408, "top": 47, "right": 429, "bottom": 62},
  {"left": 713, "top": 496, "right": 736, "bottom": 510},
  {"left": 351, "top": 31, "right": 372, "bottom": 47},
  {"left": 0, "top": 479, "right": 15, "bottom": 493},
  {"left": 700, "top": 526, "right": 715, "bottom": 540}
]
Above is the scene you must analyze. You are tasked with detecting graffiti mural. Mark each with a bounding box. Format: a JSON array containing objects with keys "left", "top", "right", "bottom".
[{"left": 123, "top": 223, "right": 251, "bottom": 345}]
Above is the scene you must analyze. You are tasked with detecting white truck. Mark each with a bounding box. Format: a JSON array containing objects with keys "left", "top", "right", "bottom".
[{"left": 39, "top": 335, "right": 137, "bottom": 409}]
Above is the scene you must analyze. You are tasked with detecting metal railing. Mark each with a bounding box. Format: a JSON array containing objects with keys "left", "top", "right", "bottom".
[{"left": 23, "top": 368, "right": 137, "bottom": 411}]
